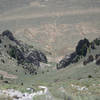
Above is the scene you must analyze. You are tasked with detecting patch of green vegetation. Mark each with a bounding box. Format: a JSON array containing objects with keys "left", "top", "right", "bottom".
[{"left": 93, "top": 38, "right": 100, "bottom": 46}]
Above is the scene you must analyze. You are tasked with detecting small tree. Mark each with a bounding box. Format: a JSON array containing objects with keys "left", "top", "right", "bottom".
[{"left": 0, "top": 75, "right": 3, "bottom": 80}]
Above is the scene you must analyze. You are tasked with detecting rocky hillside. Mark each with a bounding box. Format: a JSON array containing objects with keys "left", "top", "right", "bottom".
[
  {"left": 57, "top": 37, "right": 100, "bottom": 69},
  {"left": 0, "top": 30, "right": 48, "bottom": 74}
]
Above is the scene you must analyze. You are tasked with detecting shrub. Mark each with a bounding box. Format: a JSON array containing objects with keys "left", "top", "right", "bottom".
[
  {"left": 3, "top": 80, "right": 9, "bottom": 84},
  {"left": 1, "top": 59, "right": 5, "bottom": 63},
  {"left": 0, "top": 39, "right": 2, "bottom": 43},
  {"left": 8, "top": 45, "right": 25, "bottom": 63},
  {"left": 0, "top": 75, "right": 3, "bottom": 80},
  {"left": 42, "top": 71, "right": 44, "bottom": 74},
  {"left": 4, "top": 45, "right": 6, "bottom": 48},
  {"left": 8, "top": 46, "right": 16, "bottom": 58},
  {"left": 93, "top": 38, "right": 100, "bottom": 46},
  {"left": 21, "top": 82, "right": 23, "bottom": 85},
  {"left": 88, "top": 75, "right": 92, "bottom": 78}
]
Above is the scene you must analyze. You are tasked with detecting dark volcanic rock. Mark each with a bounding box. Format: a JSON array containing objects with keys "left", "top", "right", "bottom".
[
  {"left": 90, "top": 42, "right": 96, "bottom": 49},
  {"left": 57, "top": 38, "right": 90, "bottom": 69},
  {"left": 26, "top": 55, "right": 40, "bottom": 67},
  {"left": 2, "top": 30, "right": 15, "bottom": 41},
  {"left": 2, "top": 30, "right": 20, "bottom": 45},
  {"left": 0, "top": 30, "right": 48, "bottom": 74},
  {"left": 26, "top": 50, "right": 47, "bottom": 66},
  {"left": 83, "top": 55, "right": 94, "bottom": 65},
  {"left": 38, "top": 51, "right": 47, "bottom": 63},
  {"left": 57, "top": 52, "right": 77, "bottom": 69},
  {"left": 76, "top": 38, "right": 90, "bottom": 56},
  {"left": 57, "top": 58, "right": 71, "bottom": 69}
]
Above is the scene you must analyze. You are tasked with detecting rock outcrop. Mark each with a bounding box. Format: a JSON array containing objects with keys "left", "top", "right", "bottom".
[
  {"left": 26, "top": 50, "right": 47, "bottom": 67},
  {"left": 0, "top": 30, "right": 48, "bottom": 74},
  {"left": 2, "top": 30, "right": 20, "bottom": 45},
  {"left": 57, "top": 37, "right": 100, "bottom": 69},
  {"left": 76, "top": 38, "right": 90, "bottom": 56},
  {"left": 57, "top": 52, "right": 78, "bottom": 69}
]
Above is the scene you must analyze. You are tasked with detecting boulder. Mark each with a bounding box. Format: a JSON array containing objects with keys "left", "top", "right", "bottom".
[
  {"left": 2, "top": 30, "right": 15, "bottom": 41},
  {"left": 2, "top": 30, "right": 20, "bottom": 45}
]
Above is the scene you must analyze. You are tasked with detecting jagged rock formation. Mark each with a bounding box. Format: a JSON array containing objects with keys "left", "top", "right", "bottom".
[
  {"left": 76, "top": 38, "right": 90, "bottom": 57},
  {"left": 57, "top": 52, "right": 79, "bottom": 69},
  {"left": 57, "top": 38, "right": 100, "bottom": 69},
  {"left": 0, "top": 30, "right": 48, "bottom": 74},
  {"left": 1, "top": 30, "right": 20, "bottom": 45},
  {"left": 57, "top": 38, "right": 89, "bottom": 69},
  {"left": 26, "top": 50, "right": 47, "bottom": 66}
]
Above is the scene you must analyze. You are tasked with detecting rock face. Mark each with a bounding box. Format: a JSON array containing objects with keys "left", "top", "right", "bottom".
[
  {"left": 57, "top": 52, "right": 78, "bottom": 69},
  {"left": 57, "top": 38, "right": 91, "bottom": 69},
  {"left": 1, "top": 30, "right": 20, "bottom": 45},
  {"left": 0, "top": 30, "right": 48, "bottom": 74},
  {"left": 76, "top": 38, "right": 90, "bottom": 56},
  {"left": 57, "top": 58, "right": 70, "bottom": 69},
  {"left": 26, "top": 51, "right": 47, "bottom": 67}
]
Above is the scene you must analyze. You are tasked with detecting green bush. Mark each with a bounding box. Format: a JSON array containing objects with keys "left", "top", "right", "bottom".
[
  {"left": 93, "top": 38, "right": 100, "bottom": 46},
  {"left": 0, "top": 75, "right": 3, "bottom": 80},
  {"left": 8, "top": 47, "right": 16, "bottom": 59}
]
